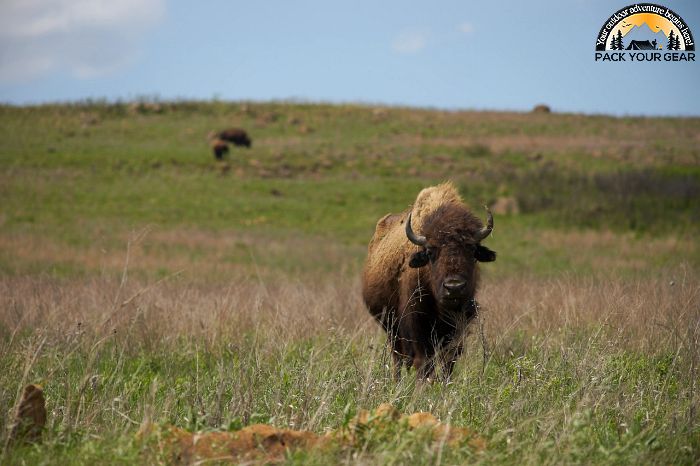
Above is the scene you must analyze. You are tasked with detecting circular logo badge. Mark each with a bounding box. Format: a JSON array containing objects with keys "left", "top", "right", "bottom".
[{"left": 595, "top": 3, "right": 694, "bottom": 51}]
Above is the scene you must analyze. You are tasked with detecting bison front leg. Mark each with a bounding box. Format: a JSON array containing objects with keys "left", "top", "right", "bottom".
[
  {"left": 391, "top": 348, "right": 406, "bottom": 380},
  {"left": 439, "top": 342, "right": 463, "bottom": 382},
  {"left": 388, "top": 331, "right": 408, "bottom": 381},
  {"left": 384, "top": 312, "right": 411, "bottom": 381},
  {"left": 412, "top": 347, "right": 438, "bottom": 382}
]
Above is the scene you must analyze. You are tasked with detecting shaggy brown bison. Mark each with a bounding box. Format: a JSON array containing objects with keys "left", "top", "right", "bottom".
[
  {"left": 362, "top": 182, "right": 496, "bottom": 381},
  {"left": 210, "top": 139, "right": 229, "bottom": 160},
  {"left": 216, "top": 128, "right": 252, "bottom": 148}
]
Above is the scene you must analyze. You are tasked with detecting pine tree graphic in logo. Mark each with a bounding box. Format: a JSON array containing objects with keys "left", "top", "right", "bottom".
[
  {"left": 595, "top": 4, "right": 695, "bottom": 52},
  {"left": 609, "top": 30, "right": 624, "bottom": 50},
  {"left": 667, "top": 30, "right": 681, "bottom": 50}
]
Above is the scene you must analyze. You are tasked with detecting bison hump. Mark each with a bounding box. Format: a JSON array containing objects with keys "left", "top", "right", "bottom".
[
  {"left": 412, "top": 181, "right": 462, "bottom": 221},
  {"left": 374, "top": 213, "right": 401, "bottom": 239}
]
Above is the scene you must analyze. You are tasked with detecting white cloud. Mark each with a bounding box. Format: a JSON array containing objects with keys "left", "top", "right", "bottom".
[
  {"left": 0, "top": 0, "right": 165, "bottom": 83},
  {"left": 392, "top": 30, "right": 428, "bottom": 54},
  {"left": 458, "top": 22, "right": 474, "bottom": 34}
]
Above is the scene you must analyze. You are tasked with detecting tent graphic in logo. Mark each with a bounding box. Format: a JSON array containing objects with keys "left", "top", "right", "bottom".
[{"left": 596, "top": 3, "right": 694, "bottom": 51}]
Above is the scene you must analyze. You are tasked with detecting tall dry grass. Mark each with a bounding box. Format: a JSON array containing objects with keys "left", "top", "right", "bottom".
[
  {"left": 482, "top": 266, "right": 699, "bottom": 353},
  {"left": 1, "top": 262, "right": 698, "bottom": 463},
  {"left": 2, "top": 268, "right": 696, "bottom": 361}
]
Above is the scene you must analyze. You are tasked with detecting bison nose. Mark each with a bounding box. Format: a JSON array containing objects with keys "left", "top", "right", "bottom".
[{"left": 443, "top": 277, "right": 466, "bottom": 293}]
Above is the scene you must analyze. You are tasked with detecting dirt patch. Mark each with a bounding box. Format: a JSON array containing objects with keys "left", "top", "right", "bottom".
[
  {"left": 491, "top": 196, "right": 520, "bottom": 215},
  {"left": 145, "top": 424, "right": 319, "bottom": 464},
  {"left": 7, "top": 384, "right": 47, "bottom": 445},
  {"left": 139, "top": 403, "right": 484, "bottom": 464}
]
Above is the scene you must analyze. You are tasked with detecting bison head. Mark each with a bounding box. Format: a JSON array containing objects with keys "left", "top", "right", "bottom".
[{"left": 405, "top": 204, "right": 496, "bottom": 311}]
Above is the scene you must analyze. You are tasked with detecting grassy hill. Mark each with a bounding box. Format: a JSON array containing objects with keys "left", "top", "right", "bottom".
[{"left": 1, "top": 101, "right": 698, "bottom": 464}]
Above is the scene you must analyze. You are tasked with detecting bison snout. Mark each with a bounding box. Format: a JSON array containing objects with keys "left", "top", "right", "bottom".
[{"left": 443, "top": 276, "right": 467, "bottom": 293}]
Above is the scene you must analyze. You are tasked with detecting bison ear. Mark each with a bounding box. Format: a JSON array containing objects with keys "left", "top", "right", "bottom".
[
  {"left": 409, "top": 250, "right": 429, "bottom": 268},
  {"left": 475, "top": 245, "right": 496, "bottom": 262}
]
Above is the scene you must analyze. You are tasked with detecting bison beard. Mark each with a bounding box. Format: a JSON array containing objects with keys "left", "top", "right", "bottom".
[{"left": 361, "top": 182, "right": 496, "bottom": 381}]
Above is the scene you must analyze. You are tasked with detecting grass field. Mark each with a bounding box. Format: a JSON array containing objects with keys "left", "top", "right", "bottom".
[{"left": 1, "top": 100, "right": 699, "bottom": 464}]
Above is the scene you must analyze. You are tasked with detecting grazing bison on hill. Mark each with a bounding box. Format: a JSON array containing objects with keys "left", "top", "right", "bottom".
[
  {"left": 210, "top": 139, "right": 229, "bottom": 160},
  {"left": 215, "top": 128, "right": 252, "bottom": 148},
  {"left": 362, "top": 182, "right": 496, "bottom": 381}
]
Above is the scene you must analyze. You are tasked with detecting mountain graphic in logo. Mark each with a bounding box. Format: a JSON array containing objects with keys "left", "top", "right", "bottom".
[{"left": 622, "top": 23, "right": 667, "bottom": 49}]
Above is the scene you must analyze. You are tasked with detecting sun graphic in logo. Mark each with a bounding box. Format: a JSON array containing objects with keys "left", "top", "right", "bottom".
[{"left": 596, "top": 4, "right": 695, "bottom": 52}]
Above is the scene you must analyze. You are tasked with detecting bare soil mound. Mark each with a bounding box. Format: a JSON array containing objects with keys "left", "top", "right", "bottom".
[{"left": 138, "top": 403, "right": 485, "bottom": 464}]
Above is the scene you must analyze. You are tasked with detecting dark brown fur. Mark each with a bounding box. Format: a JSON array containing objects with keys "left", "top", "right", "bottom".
[
  {"left": 217, "top": 128, "right": 252, "bottom": 148},
  {"left": 211, "top": 139, "right": 229, "bottom": 160},
  {"left": 361, "top": 183, "right": 496, "bottom": 381}
]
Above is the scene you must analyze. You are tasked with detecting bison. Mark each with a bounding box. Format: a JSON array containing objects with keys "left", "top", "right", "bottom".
[
  {"left": 216, "top": 128, "right": 252, "bottom": 148},
  {"left": 532, "top": 104, "right": 551, "bottom": 114},
  {"left": 210, "top": 138, "right": 230, "bottom": 160},
  {"left": 361, "top": 182, "right": 496, "bottom": 381}
]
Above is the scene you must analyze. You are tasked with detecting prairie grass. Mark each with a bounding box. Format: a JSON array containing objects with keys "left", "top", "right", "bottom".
[
  {"left": 1, "top": 101, "right": 699, "bottom": 464},
  {"left": 1, "top": 264, "right": 698, "bottom": 464}
]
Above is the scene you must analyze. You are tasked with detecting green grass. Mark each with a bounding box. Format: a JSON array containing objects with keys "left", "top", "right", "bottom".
[
  {"left": 1, "top": 102, "right": 698, "bottom": 243},
  {"left": 1, "top": 274, "right": 698, "bottom": 464},
  {"left": 1, "top": 101, "right": 699, "bottom": 464},
  {"left": 4, "top": 339, "right": 696, "bottom": 464}
]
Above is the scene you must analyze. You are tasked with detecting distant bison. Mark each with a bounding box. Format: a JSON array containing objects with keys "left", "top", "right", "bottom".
[
  {"left": 210, "top": 139, "right": 229, "bottom": 160},
  {"left": 532, "top": 104, "right": 551, "bottom": 114},
  {"left": 362, "top": 182, "right": 496, "bottom": 381},
  {"left": 216, "top": 128, "right": 252, "bottom": 148}
]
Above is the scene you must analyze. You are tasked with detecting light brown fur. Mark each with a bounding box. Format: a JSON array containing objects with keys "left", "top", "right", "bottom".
[{"left": 363, "top": 181, "right": 464, "bottom": 288}]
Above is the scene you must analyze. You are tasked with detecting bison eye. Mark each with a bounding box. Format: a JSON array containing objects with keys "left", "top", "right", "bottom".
[{"left": 426, "top": 247, "right": 438, "bottom": 261}]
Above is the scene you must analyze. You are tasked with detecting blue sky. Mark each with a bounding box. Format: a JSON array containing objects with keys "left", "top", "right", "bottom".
[{"left": 1, "top": 0, "right": 699, "bottom": 116}]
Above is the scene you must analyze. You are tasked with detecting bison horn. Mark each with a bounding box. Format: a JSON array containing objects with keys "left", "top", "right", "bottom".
[
  {"left": 474, "top": 205, "right": 494, "bottom": 241},
  {"left": 405, "top": 211, "right": 427, "bottom": 246}
]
